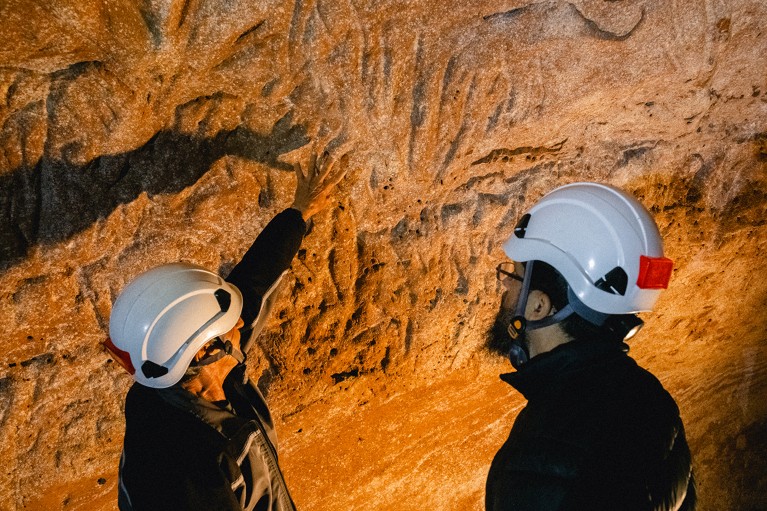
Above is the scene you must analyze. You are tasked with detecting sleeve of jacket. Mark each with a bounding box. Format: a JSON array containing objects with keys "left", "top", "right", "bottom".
[
  {"left": 485, "top": 470, "right": 570, "bottom": 511},
  {"left": 651, "top": 418, "right": 697, "bottom": 511},
  {"left": 485, "top": 434, "right": 580, "bottom": 511},
  {"left": 225, "top": 208, "right": 306, "bottom": 330}
]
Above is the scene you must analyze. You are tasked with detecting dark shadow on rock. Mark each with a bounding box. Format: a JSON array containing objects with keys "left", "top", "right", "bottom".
[{"left": 0, "top": 112, "right": 308, "bottom": 270}]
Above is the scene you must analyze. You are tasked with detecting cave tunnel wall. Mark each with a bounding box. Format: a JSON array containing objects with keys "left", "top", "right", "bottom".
[{"left": 0, "top": 0, "right": 766, "bottom": 509}]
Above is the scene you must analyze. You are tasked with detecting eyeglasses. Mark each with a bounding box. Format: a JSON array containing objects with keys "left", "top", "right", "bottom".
[{"left": 496, "top": 261, "right": 525, "bottom": 283}]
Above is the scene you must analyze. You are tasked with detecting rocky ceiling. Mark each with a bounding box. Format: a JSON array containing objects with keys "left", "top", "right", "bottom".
[{"left": 1, "top": 0, "right": 766, "bottom": 509}]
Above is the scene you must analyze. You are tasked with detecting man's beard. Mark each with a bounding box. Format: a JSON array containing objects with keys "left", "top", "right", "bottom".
[{"left": 486, "top": 306, "right": 529, "bottom": 357}]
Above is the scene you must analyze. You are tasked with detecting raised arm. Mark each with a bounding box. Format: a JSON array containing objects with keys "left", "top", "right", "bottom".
[{"left": 226, "top": 149, "right": 348, "bottom": 331}]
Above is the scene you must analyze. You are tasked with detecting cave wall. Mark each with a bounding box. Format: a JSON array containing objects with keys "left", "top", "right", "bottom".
[{"left": 1, "top": 0, "right": 766, "bottom": 509}]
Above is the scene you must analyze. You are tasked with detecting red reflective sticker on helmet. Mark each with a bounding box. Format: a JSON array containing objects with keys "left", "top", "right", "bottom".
[
  {"left": 102, "top": 337, "right": 136, "bottom": 375},
  {"left": 636, "top": 255, "right": 673, "bottom": 289}
]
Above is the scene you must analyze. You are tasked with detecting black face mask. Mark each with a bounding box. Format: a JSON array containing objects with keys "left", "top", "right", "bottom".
[
  {"left": 487, "top": 305, "right": 530, "bottom": 369},
  {"left": 488, "top": 261, "right": 534, "bottom": 369},
  {"left": 506, "top": 338, "right": 529, "bottom": 370}
]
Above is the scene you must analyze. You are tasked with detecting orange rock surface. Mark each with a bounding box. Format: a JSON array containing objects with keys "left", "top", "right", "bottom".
[{"left": 1, "top": 1, "right": 765, "bottom": 509}]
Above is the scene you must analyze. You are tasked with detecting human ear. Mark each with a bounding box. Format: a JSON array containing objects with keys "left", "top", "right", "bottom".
[{"left": 525, "top": 290, "right": 552, "bottom": 320}]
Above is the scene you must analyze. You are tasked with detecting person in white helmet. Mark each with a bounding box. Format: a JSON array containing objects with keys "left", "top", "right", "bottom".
[
  {"left": 485, "top": 182, "right": 696, "bottom": 511},
  {"left": 104, "top": 149, "right": 347, "bottom": 511}
]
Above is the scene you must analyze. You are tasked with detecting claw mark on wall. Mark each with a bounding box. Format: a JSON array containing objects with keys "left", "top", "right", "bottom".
[
  {"left": 472, "top": 193, "right": 509, "bottom": 227},
  {"left": 382, "top": 24, "right": 393, "bottom": 93},
  {"left": 615, "top": 142, "right": 656, "bottom": 168},
  {"left": 471, "top": 139, "right": 566, "bottom": 166},
  {"left": 178, "top": 0, "right": 192, "bottom": 29},
  {"left": 439, "top": 56, "right": 458, "bottom": 108},
  {"left": 288, "top": 0, "right": 304, "bottom": 54},
  {"left": 404, "top": 319, "right": 413, "bottom": 354},
  {"left": 213, "top": 21, "right": 268, "bottom": 71},
  {"left": 235, "top": 20, "right": 267, "bottom": 45},
  {"left": 409, "top": 34, "right": 427, "bottom": 172},
  {"left": 139, "top": 4, "right": 164, "bottom": 47},
  {"left": 440, "top": 203, "right": 464, "bottom": 224},
  {"left": 482, "top": 6, "right": 527, "bottom": 22},
  {"left": 360, "top": 28, "right": 375, "bottom": 111},
  {"left": 441, "top": 74, "right": 477, "bottom": 173}
]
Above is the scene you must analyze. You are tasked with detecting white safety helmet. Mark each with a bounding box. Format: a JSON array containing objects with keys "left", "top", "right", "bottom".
[
  {"left": 501, "top": 182, "right": 673, "bottom": 346},
  {"left": 106, "top": 263, "right": 244, "bottom": 388}
]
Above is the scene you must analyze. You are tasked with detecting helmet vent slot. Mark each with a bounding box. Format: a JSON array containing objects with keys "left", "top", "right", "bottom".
[
  {"left": 141, "top": 360, "right": 169, "bottom": 379},
  {"left": 514, "top": 214, "right": 531, "bottom": 239},
  {"left": 594, "top": 266, "right": 628, "bottom": 296},
  {"left": 214, "top": 289, "right": 232, "bottom": 312}
]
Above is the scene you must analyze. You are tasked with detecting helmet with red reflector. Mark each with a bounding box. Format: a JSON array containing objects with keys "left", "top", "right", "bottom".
[
  {"left": 502, "top": 182, "right": 672, "bottom": 343},
  {"left": 104, "top": 263, "right": 243, "bottom": 388},
  {"left": 637, "top": 255, "right": 674, "bottom": 290}
]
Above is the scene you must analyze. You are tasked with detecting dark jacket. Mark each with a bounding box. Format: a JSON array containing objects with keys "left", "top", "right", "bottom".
[
  {"left": 486, "top": 340, "right": 696, "bottom": 511},
  {"left": 119, "top": 208, "right": 306, "bottom": 511}
]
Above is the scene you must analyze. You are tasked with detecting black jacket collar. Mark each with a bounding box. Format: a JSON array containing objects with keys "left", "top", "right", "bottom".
[
  {"left": 500, "top": 340, "right": 630, "bottom": 401},
  {"left": 156, "top": 384, "right": 247, "bottom": 440}
]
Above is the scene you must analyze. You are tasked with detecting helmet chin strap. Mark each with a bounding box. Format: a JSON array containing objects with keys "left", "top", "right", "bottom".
[
  {"left": 507, "top": 261, "right": 534, "bottom": 341},
  {"left": 506, "top": 260, "right": 577, "bottom": 369},
  {"left": 505, "top": 262, "right": 643, "bottom": 369},
  {"left": 192, "top": 338, "right": 245, "bottom": 368},
  {"left": 506, "top": 261, "right": 534, "bottom": 369}
]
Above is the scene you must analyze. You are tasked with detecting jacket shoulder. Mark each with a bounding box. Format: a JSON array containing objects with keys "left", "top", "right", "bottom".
[{"left": 121, "top": 385, "right": 239, "bottom": 510}]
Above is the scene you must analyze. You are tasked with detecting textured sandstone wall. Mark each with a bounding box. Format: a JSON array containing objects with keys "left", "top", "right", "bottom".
[{"left": 0, "top": 0, "right": 766, "bottom": 509}]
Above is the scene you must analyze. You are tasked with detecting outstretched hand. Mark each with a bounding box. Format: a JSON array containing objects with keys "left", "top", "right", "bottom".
[{"left": 290, "top": 149, "right": 348, "bottom": 221}]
